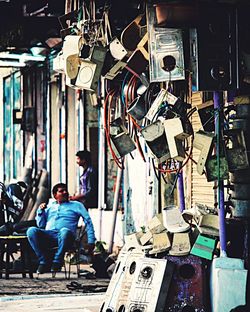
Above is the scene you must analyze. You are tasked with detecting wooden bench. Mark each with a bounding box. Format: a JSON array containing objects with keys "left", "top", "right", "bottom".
[{"left": 0, "top": 235, "right": 33, "bottom": 279}]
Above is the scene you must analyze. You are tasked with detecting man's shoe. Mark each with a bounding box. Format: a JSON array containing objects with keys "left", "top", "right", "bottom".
[
  {"left": 51, "top": 262, "right": 62, "bottom": 273},
  {"left": 37, "top": 263, "right": 50, "bottom": 274}
]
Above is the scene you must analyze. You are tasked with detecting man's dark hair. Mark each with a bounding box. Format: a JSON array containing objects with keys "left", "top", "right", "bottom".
[
  {"left": 52, "top": 183, "right": 67, "bottom": 195},
  {"left": 76, "top": 150, "right": 91, "bottom": 164}
]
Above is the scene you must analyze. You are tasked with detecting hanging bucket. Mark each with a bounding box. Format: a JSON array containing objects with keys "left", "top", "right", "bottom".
[
  {"left": 230, "top": 168, "right": 250, "bottom": 183},
  {"left": 225, "top": 129, "right": 249, "bottom": 172},
  {"left": 231, "top": 199, "right": 250, "bottom": 217},
  {"left": 111, "top": 132, "right": 136, "bottom": 158},
  {"left": 236, "top": 103, "right": 250, "bottom": 118},
  {"left": 141, "top": 120, "right": 170, "bottom": 163},
  {"left": 232, "top": 118, "right": 250, "bottom": 131},
  {"left": 231, "top": 183, "right": 250, "bottom": 200},
  {"left": 127, "top": 95, "right": 147, "bottom": 121}
]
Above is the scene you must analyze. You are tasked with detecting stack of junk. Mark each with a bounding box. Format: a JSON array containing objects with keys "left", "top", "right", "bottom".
[{"left": 100, "top": 204, "right": 249, "bottom": 312}]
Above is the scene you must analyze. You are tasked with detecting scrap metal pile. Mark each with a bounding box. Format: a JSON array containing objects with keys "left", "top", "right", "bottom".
[{"left": 100, "top": 206, "right": 248, "bottom": 312}]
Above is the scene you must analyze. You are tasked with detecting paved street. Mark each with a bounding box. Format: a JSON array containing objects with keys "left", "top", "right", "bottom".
[
  {"left": 0, "top": 265, "right": 108, "bottom": 312},
  {"left": 0, "top": 293, "right": 105, "bottom": 312}
]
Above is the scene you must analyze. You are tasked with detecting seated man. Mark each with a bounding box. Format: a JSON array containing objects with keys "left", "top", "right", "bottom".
[{"left": 26, "top": 182, "right": 96, "bottom": 274}]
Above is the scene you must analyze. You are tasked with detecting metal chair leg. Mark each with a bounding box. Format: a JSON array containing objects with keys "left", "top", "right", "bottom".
[
  {"left": 68, "top": 261, "right": 71, "bottom": 279},
  {"left": 64, "top": 259, "right": 68, "bottom": 279},
  {"left": 64, "top": 253, "right": 71, "bottom": 279},
  {"left": 51, "top": 260, "right": 67, "bottom": 278}
]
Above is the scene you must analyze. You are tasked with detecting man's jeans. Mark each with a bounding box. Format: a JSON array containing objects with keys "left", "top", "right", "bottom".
[{"left": 26, "top": 227, "right": 75, "bottom": 265}]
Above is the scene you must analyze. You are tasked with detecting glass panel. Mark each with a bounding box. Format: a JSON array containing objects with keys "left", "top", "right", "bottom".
[
  {"left": 3, "top": 77, "right": 12, "bottom": 183},
  {"left": 12, "top": 73, "right": 22, "bottom": 179}
]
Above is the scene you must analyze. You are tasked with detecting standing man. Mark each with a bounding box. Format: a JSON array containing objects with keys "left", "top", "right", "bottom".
[
  {"left": 26, "top": 183, "right": 96, "bottom": 274},
  {"left": 70, "top": 150, "right": 98, "bottom": 209}
]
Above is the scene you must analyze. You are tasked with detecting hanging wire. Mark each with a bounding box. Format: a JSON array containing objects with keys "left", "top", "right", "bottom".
[
  {"left": 151, "top": 158, "right": 160, "bottom": 181},
  {"left": 122, "top": 74, "right": 146, "bottom": 162},
  {"left": 121, "top": 71, "right": 131, "bottom": 106},
  {"left": 125, "top": 65, "right": 140, "bottom": 78},
  {"left": 184, "top": 134, "right": 197, "bottom": 165},
  {"left": 186, "top": 107, "right": 197, "bottom": 118},
  {"left": 161, "top": 171, "right": 169, "bottom": 185},
  {"left": 133, "top": 130, "right": 146, "bottom": 162},
  {"left": 103, "top": 90, "right": 124, "bottom": 169},
  {"left": 125, "top": 74, "right": 136, "bottom": 108},
  {"left": 199, "top": 112, "right": 216, "bottom": 131}
]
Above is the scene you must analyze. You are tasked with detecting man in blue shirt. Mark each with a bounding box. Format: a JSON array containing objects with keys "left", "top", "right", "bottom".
[
  {"left": 70, "top": 150, "right": 98, "bottom": 209},
  {"left": 26, "top": 183, "right": 96, "bottom": 274}
]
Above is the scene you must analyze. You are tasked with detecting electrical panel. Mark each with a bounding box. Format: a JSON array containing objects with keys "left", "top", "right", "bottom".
[{"left": 147, "top": 5, "right": 185, "bottom": 83}]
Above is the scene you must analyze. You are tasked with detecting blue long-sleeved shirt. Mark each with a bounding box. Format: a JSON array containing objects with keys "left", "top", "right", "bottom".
[{"left": 35, "top": 200, "right": 96, "bottom": 244}]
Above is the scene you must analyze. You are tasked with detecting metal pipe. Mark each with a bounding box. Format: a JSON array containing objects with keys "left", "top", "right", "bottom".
[
  {"left": 108, "top": 167, "right": 123, "bottom": 253},
  {"left": 97, "top": 106, "right": 105, "bottom": 241},
  {"left": 214, "top": 91, "right": 227, "bottom": 256},
  {"left": 178, "top": 171, "right": 185, "bottom": 213}
]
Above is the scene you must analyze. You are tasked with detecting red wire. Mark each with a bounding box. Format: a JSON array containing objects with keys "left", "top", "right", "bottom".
[
  {"left": 130, "top": 116, "right": 141, "bottom": 130},
  {"left": 133, "top": 127, "right": 146, "bottom": 162},
  {"left": 154, "top": 141, "right": 193, "bottom": 174},
  {"left": 125, "top": 75, "right": 136, "bottom": 108},
  {"left": 108, "top": 93, "right": 124, "bottom": 168},
  {"left": 125, "top": 75, "right": 137, "bottom": 133},
  {"left": 130, "top": 76, "right": 137, "bottom": 103},
  {"left": 127, "top": 75, "right": 146, "bottom": 161},
  {"left": 125, "top": 65, "right": 140, "bottom": 78}
]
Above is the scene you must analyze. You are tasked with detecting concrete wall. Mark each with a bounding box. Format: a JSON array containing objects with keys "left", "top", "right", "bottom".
[
  {"left": 66, "top": 87, "right": 77, "bottom": 195},
  {"left": 50, "top": 80, "right": 61, "bottom": 186},
  {"left": 88, "top": 208, "right": 124, "bottom": 249},
  {"left": 123, "top": 141, "right": 159, "bottom": 234}
]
